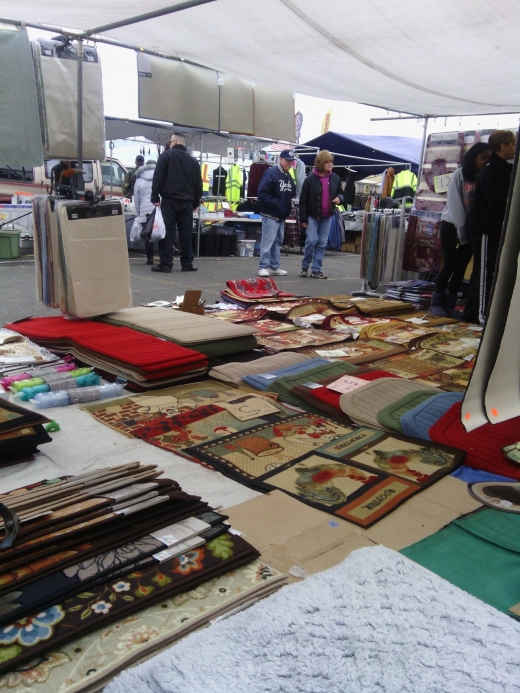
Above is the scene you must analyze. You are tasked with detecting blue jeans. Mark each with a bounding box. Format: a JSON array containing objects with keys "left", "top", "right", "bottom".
[
  {"left": 259, "top": 215, "right": 284, "bottom": 270},
  {"left": 302, "top": 216, "right": 332, "bottom": 272}
]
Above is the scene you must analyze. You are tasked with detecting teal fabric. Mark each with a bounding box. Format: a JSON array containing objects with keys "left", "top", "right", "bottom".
[
  {"left": 402, "top": 508, "right": 520, "bottom": 615},
  {"left": 0, "top": 26, "right": 43, "bottom": 168}
]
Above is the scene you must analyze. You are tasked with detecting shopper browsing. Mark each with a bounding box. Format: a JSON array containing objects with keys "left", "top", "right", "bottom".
[
  {"left": 257, "top": 149, "right": 296, "bottom": 277},
  {"left": 429, "top": 142, "right": 490, "bottom": 317},
  {"left": 299, "top": 150, "right": 343, "bottom": 279},
  {"left": 463, "top": 129, "right": 516, "bottom": 323},
  {"left": 122, "top": 155, "right": 145, "bottom": 198},
  {"left": 151, "top": 133, "right": 202, "bottom": 273},
  {"left": 133, "top": 159, "right": 157, "bottom": 266}
]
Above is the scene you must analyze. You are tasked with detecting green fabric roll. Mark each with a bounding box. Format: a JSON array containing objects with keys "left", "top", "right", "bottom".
[
  {"left": 266, "top": 362, "right": 356, "bottom": 409},
  {"left": 376, "top": 390, "right": 437, "bottom": 433},
  {"left": 401, "top": 508, "right": 520, "bottom": 614}
]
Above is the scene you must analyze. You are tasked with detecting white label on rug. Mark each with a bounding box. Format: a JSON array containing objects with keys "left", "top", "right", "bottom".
[
  {"left": 304, "top": 382, "right": 321, "bottom": 389},
  {"left": 260, "top": 374, "right": 277, "bottom": 379},
  {"left": 405, "top": 317, "right": 430, "bottom": 324},
  {"left": 327, "top": 375, "right": 367, "bottom": 394},
  {"left": 228, "top": 527, "right": 245, "bottom": 536},
  {"left": 468, "top": 325, "right": 483, "bottom": 331},
  {"left": 464, "top": 354, "right": 475, "bottom": 361}
]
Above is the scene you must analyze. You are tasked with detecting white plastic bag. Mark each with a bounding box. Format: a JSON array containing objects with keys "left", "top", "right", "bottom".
[
  {"left": 150, "top": 205, "right": 166, "bottom": 241},
  {"left": 129, "top": 217, "right": 141, "bottom": 242}
]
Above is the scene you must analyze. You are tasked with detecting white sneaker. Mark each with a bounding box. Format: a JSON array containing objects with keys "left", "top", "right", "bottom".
[
  {"left": 269, "top": 268, "right": 287, "bottom": 276},
  {"left": 258, "top": 268, "right": 270, "bottom": 277}
]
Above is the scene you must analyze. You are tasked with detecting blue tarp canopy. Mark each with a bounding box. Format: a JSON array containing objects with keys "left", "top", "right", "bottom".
[{"left": 298, "top": 132, "right": 422, "bottom": 178}]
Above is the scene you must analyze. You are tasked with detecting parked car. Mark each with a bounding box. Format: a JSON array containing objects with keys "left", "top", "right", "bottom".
[{"left": 0, "top": 158, "right": 128, "bottom": 202}]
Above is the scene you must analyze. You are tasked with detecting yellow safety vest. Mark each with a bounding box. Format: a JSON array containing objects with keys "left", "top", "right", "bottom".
[
  {"left": 201, "top": 163, "right": 210, "bottom": 192},
  {"left": 391, "top": 169, "right": 417, "bottom": 206},
  {"left": 289, "top": 168, "right": 296, "bottom": 185},
  {"left": 226, "top": 164, "right": 242, "bottom": 204}
]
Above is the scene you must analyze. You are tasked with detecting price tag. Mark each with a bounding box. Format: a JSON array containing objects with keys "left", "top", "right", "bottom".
[{"left": 433, "top": 173, "right": 453, "bottom": 194}]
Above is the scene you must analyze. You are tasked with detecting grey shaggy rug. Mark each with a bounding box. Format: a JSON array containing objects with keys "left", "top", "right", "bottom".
[{"left": 104, "top": 546, "right": 520, "bottom": 693}]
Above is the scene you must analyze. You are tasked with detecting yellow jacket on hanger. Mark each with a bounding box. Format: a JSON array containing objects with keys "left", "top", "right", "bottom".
[
  {"left": 226, "top": 164, "right": 242, "bottom": 205},
  {"left": 201, "top": 163, "right": 210, "bottom": 192}
]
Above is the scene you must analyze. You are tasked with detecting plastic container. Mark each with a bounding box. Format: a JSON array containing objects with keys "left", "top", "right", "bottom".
[
  {"left": 237, "top": 239, "right": 255, "bottom": 257},
  {"left": 34, "top": 383, "right": 124, "bottom": 408},
  {"left": 0, "top": 231, "right": 21, "bottom": 259}
]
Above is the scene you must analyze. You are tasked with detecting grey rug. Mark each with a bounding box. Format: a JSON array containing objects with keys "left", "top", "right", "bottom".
[{"left": 104, "top": 545, "right": 520, "bottom": 693}]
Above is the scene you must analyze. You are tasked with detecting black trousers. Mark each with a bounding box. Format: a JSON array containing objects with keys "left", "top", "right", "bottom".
[
  {"left": 463, "top": 232, "right": 500, "bottom": 324},
  {"left": 158, "top": 198, "right": 194, "bottom": 269},
  {"left": 434, "top": 221, "right": 473, "bottom": 295}
]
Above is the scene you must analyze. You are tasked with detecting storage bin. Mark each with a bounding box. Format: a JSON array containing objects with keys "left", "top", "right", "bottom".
[
  {"left": 0, "top": 231, "right": 21, "bottom": 259},
  {"left": 237, "top": 239, "right": 255, "bottom": 257}
]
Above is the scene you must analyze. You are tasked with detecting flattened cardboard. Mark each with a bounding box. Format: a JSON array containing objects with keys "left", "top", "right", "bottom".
[{"left": 225, "top": 476, "right": 481, "bottom": 574}]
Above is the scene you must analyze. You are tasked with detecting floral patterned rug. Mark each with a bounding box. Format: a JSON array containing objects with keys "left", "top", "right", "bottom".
[{"left": 0, "top": 560, "right": 285, "bottom": 693}]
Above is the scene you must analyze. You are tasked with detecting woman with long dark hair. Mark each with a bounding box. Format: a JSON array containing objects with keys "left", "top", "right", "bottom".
[{"left": 430, "top": 142, "right": 491, "bottom": 317}]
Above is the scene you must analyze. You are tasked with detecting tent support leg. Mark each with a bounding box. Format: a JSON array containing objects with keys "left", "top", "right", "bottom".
[{"left": 76, "top": 38, "right": 84, "bottom": 170}]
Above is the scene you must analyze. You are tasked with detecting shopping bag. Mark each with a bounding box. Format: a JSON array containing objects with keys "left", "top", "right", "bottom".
[
  {"left": 151, "top": 205, "right": 166, "bottom": 241},
  {"left": 129, "top": 217, "right": 141, "bottom": 242},
  {"left": 140, "top": 209, "right": 156, "bottom": 240}
]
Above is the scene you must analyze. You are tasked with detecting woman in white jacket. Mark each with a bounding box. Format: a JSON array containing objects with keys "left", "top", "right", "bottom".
[
  {"left": 134, "top": 159, "right": 156, "bottom": 265},
  {"left": 430, "top": 142, "right": 490, "bottom": 318}
]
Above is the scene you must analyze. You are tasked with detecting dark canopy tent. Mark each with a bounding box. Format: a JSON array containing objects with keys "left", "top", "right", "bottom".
[{"left": 298, "top": 132, "right": 422, "bottom": 179}]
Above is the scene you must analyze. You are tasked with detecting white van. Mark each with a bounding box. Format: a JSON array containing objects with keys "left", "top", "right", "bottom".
[{"left": 0, "top": 158, "right": 128, "bottom": 203}]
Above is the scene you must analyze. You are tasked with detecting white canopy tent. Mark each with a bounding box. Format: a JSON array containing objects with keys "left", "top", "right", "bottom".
[{"left": 1, "top": 0, "right": 519, "bottom": 117}]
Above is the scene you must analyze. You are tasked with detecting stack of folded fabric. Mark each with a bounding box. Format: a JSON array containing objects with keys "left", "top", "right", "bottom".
[
  {"left": 0, "top": 463, "right": 261, "bottom": 676},
  {"left": 242, "top": 357, "right": 330, "bottom": 391},
  {"left": 99, "top": 307, "right": 258, "bottom": 358},
  {"left": 220, "top": 277, "right": 296, "bottom": 307},
  {"left": 262, "top": 361, "right": 358, "bottom": 411},
  {"left": 208, "top": 353, "right": 313, "bottom": 386},
  {"left": 362, "top": 348, "right": 466, "bottom": 380},
  {"left": 5, "top": 317, "right": 209, "bottom": 390},
  {"left": 383, "top": 279, "right": 436, "bottom": 309},
  {"left": 360, "top": 320, "right": 439, "bottom": 345},
  {"left": 0, "top": 398, "right": 52, "bottom": 466},
  {"left": 339, "top": 377, "right": 438, "bottom": 432},
  {"left": 256, "top": 328, "right": 353, "bottom": 352},
  {"left": 289, "top": 369, "right": 402, "bottom": 423},
  {"left": 295, "top": 338, "right": 408, "bottom": 365}
]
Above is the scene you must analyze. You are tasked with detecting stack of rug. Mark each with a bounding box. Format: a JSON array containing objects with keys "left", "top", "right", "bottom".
[
  {"left": 5, "top": 317, "right": 209, "bottom": 390},
  {"left": 220, "top": 277, "right": 296, "bottom": 307},
  {"left": 99, "top": 307, "right": 258, "bottom": 358},
  {"left": 0, "top": 464, "right": 262, "bottom": 677},
  {"left": 0, "top": 397, "right": 52, "bottom": 466}
]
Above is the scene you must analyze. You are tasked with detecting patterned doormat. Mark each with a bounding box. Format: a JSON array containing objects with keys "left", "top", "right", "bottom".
[
  {"left": 0, "top": 560, "right": 285, "bottom": 693},
  {"left": 186, "top": 414, "right": 463, "bottom": 527}
]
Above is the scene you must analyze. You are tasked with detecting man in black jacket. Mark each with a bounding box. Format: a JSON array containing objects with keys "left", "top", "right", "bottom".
[
  {"left": 257, "top": 150, "right": 296, "bottom": 277},
  {"left": 151, "top": 133, "right": 202, "bottom": 272},
  {"left": 463, "top": 129, "right": 516, "bottom": 323}
]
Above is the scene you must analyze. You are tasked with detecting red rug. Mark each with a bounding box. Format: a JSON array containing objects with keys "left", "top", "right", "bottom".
[
  {"left": 429, "top": 402, "right": 520, "bottom": 479},
  {"left": 6, "top": 318, "right": 208, "bottom": 378},
  {"left": 226, "top": 278, "right": 294, "bottom": 300}
]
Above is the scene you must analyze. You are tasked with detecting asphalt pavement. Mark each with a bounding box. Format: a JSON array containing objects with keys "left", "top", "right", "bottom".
[{"left": 0, "top": 248, "right": 365, "bottom": 327}]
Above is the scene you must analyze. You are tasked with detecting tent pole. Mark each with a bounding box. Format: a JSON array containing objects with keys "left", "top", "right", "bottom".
[
  {"left": 76, "top": 38, "right": 84, "bottom": 170},
  {"left": 417, "top": 116, "right": 429, "bottom": 185},
  {"left": 196, "top": 133, "right": 203, "bottom": 259}
]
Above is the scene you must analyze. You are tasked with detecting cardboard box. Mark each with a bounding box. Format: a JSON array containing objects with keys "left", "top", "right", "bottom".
[
  {"left": 180, "top": 290, "right": 205, "bottom": 315},
  {"left": 224, "top": 476, "right": 481, "bottom": 581}
]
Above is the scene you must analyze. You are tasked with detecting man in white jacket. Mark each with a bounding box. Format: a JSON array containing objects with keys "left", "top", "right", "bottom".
[{"left": 134, "top": 160, "right": 156, "bottom": 265}]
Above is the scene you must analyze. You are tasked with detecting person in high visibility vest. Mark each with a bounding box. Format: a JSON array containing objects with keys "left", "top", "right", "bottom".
[
  {"left": 391, "top": 169, "right": 417, "bottom": 207},
  {"left": 201, "top": 162, "right": 210, "bottom": 195}
]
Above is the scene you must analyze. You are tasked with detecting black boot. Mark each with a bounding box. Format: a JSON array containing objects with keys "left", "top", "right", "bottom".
[
  {"left": 430, "top": 291, "right": 448, "bottom": 317},
  {"left": 146, "top": 256, "right": 154, "bottom": 265},
  {"left": 445, "top": 293, "right": 460, "bottom": 319}
]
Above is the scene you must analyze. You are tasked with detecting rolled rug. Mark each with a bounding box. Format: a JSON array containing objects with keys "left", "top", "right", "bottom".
[{"left": 401, "top": 391, "right": 464, "bottom": 441}]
